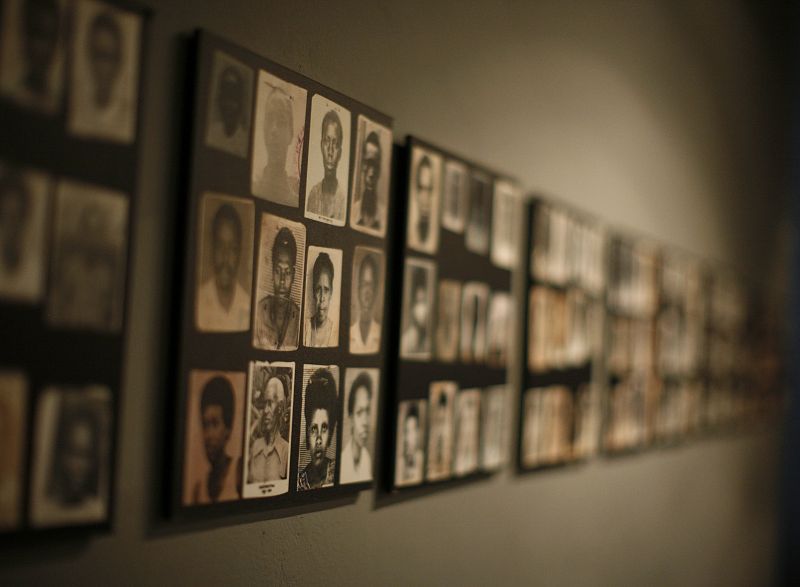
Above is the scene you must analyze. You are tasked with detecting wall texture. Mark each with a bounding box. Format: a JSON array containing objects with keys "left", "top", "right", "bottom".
[{"left": 0, "top": 1, "right": 789, "bottom": 585}]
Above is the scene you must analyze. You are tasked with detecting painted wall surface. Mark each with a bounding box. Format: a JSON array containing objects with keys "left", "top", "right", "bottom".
[{"left": 0, "top": 1, "right": 788, "bottom": 585}]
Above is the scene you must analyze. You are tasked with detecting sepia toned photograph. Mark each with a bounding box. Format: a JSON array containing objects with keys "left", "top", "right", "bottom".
[
  {"left": 486, "top": 291, "right": 512, "bottom": 368},
  {"left": 204, "top": 50, "right": 253, "bottom": 158},
  {"left": 453, "top": 388, "right": 480, "bottom": 477},
  {"left": 465, "top": 171, "right": 491, "bottom": 256},
  {"left": 297, "top": 365, "right": 339, "bottom": 491},
  {"left": 182, "top": 370, "right": 245, "bottom": 505},
  {"left": 29, "top": 384, "right": 111, "bottom": 527},
  {"left": 426, "top": 380, "right": 456, "bottom": 482},
  {"left": 47, "top": 179, "right": 128, "bottom": 332},
  {"left": 460, "top": 282, "right": 489, "bottom": 364},
  {"left": 0, "top": 371, "right": 27, "bottom": 530},
  {"left": 195, "top": 193, "right": 253, "bottom": 333},
  {"left": 400, "top": 257, "right": 436, "bottom": 360},
  {"left": 242, "top": 361, "right": 294, "bottom": 499},
  {"left": 0, "top": 0, "right": 66, "bottom": 114},
  {"left": 340, "top": 368, "right": 379, "bottom": 485},
  {"left": 480, "top": 385, "right": 508, "bottom": 471},
  {"left": 349, "top": 115, "right": 391, "bottom": 237},
  {"left": 394, "top": 399, "right": 425, "bottom": 488},
  {"left": 303, "top": 246, "right": 342, "bottom": 348},
  {"left": 435, "top": 279, "right": 461, "bottom": 363},
  {"left": 252, "top": 213, "right": 306, "bottom": 351},
  {"left": 491, "top": 179, "right": 520, "bottom": 269},
  {"left": 304, "top": 94, "right": 351, "bottom": 226},
  {"left": 0, "top": 163, "right": 50, "bottom": 303},
  {"left": 68, "top": 0, "right": 142, "bottom": 143},
  {"left": 250, "top": 68, "right": 307, "bottom": 207},
  {"left": 406, "top": 145, "right": 441, "bottom": 254},
  {"left": 441, "top": 159, "right": 468, "bottom": 234},
  {"left": 350, "top": 246, "right": 384, "bottom": 355}
]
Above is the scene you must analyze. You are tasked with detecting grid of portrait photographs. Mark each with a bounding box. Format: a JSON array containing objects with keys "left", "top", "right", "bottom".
[
  {"left": 518, "top": 200, "right": 606, "bottom": 471},
  {"left": 0, "top": 0, "right": 147, "bottom": 534},
  {"left": 388, "top": 137, "right": 521, "bottom": 493},
  {"left": 172, "top": 32, "right": 393, "bottom": 518}
]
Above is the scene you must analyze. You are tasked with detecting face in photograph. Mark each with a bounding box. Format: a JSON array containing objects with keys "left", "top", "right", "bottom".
[
  {"left": 297, "top": 366, "right": 339, "bottom": 491},
  {"left": 0, "top": 372, "right": 27, "bottom": 530},
  {"left": 243, "top": 362, "right": 294, "bottom": 498},
  {"left": 441, "top": 159, "right": 468, "bottom": 233},
  {"left": 251, "top": 69, "right": 307, "bottom": 206},
  {"left": 0, "top": 0, "right": 65, "bottom": 113},
  {"left": 350, "top": 247, "right": 384, "bottom": 355},
  {"left": 47, "top": 179, "right": 128, "bottom": 332},
  {"left": 68, "top": 0, "right": 141, "bottom": 143},
  {"left": 350, "top": 116, "right": 391, "bottom": 236},
  {"left": 253, "top": 213, "right": 305, "bottom": 351},
  {"left": 426, "top": 381, "right": 456, "bottom": 482},
  {"left": 481, "top": 385, "right": 508, "bottom": 471},
  {"left": 303, "top": 246, "right": 342, "bottom": 348},
  {"left": 491, "top": 180, "right": 520, "bottom": 269},
  {"left": 453, "top": 389, "right": 480, "bottom": 477},
  {"left": 304, "top": 95, "right": 351, "bottom": 226},
  {"left": 0, "top": 164, "right": 49, "bottom": 303},
  {"left": 400, "top": 258, "right": 435, "bottom": 360},
  {"left": 195, "top": 193, "right": 253, "bottom": 332},
  {"left": 205, "top": 51, "right": 253, "bottom": 158},
  {"left": 435, "top": 279, "right": 461, "bottom": 363},
  {"left": 465, "top": 171, "right": 491, "bottom": 255},
  {"left": 394, "top": 399, "right": 425, "bottom": 488},
  {"left": 30, "top": 385, "right": 110, "bottom": 527},
  {"left": 486, "top": 292, "right": 512, "bottom": 368},
  {"left": 341, "top": 368, "right": 378, "bottom": 485},
  {"left": 460, "top": 282, "right": 489, "bottom": 364},
  {"left": 182, "top": 370, "right": 245, "bottom": 505},
  {"left": 406, "top": 146, "right": 441, "bottom": 254}
]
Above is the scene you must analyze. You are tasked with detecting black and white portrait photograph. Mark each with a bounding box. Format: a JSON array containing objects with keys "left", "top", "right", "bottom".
[
  {"left": 349, "top": 246, "right": 384, "bottom": 355},
  {"left": 399, "top": 257, "right": 436, "bottom": 360},
  {"left": 486, "top": 292, "right": 512, "bottom": 368},
  {"left": 250, "top": 68, "right": 307, "bottom": 207},
  {"left": 349, "top": 115, "right": 391, "bottom": 237},
  {"left": 252, "top": 213, "right": 305, "bottom": 351},
  {"left": 46, "top": 179, "right": 128, "bottom": 332},
  {"left": 394, "top": 399, "right": 425, "bottom": 488},
  {"left": 490, "top": 179, "right": 520, "bottom": 269},
  {"left": 340, "top": 368, "right": 378, "bottom": 485},
  {"left": 0, "top": 163, "right": 50, "bottom": 303},
  {"left": 304, "top": 94, "right": 351, "bottom": 226},
  {"left": 68, "top": 0, "right": 142, "bottom": 143},
  {"left": 29, "top": 384, "right": 111, "bottom": 527},
  {"left": 435, "top": 279, "right": 461, "bottom": 363},
  {"left": 195, "top": 193, "right": 253, "bottom": 333},
  {"left": 303, "top": 246, "right": 342, "bottom": 348},
  {"left": 204, "top": 50, "right": 253, "bottom": 158},
  {"left": 0, "top": 371, "right": 27, "bottom": 530},
  {"left": 453, "top": 388, "right": 480, "bottom": 477},
  {"left": 426, "top": 380, "right": 456, "bottom": 482},
  {"left": 297, "top": 365, "right": 339, "bottom": 491},
  {"left": 182, "top": 370, "right": 245, "bottom": 506},
  {"left": 406, "top": 145, "right": 441, "bottom": 254},
  {"left": 460, "top": 282, "right": 489, "bottom": 364},
  {"left": 0, "top": 0, "right": 65, "bottom": 114},
  {"left": 480, "top": 385, "right": 508, "bottom": 471},
  {"left": 441, "top": 159, "right": 468, "bottom": 234},
  {"left": 243, "top": 361, "right": 294, "bottom": 499},
  {"left": 465, "top": 171, "right": 491, "bottom": 256}
]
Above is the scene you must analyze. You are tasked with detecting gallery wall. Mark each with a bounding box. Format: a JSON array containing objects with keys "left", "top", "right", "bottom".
[{"left": 0, "top": 0, "right": 790, "bottom": 585}]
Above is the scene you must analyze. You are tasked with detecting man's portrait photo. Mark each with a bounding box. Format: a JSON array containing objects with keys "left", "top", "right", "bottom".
[
  {"left": 340, "top": 368, "right": 378, "bottom": 485},
  {"left": 465, "top": 171, "right": 491, "bottom": 256},
  {"left": 460, "top": 281, "right": 489, "bottom": 364},
  {"left": 480, "top": 385, "right": 509, "bottom": 472},
  {"left": 394, "top": 399, "right": 425, "bottom": 488},
  {"left": 252, "top": 213, "right": 305, "bottom": 351},
  {"left": 30, "top": 385, "right": 110, "bottom": 527},
  {"left": 399, "top": 257, "right": 435, "bottom": 360},
  {"left": 181, "top": 370, "right": 245, "bottom": 506},
  {"left": 491, "top": 179, "right": 521, "bottom": 269},
  {"left": 349, "top": 115, "right": 391, "bottom": 237},
  {"left": 303, "top": 246, "right": 342, "bottom": 349},
  {"left": 0, "top": 0, "right": 65, "bottom": 114},
  {"left": 0, "top": 371, "right": 27, "bottom": 530},
  {"left": 68, "top": 0, "right": 142, "bottom": 143},
  {"left": 46, "top": 179, "right": 128, "bottom": 332},
  {"left": 441, "top": 159, "right": 468, "bottom": 234},
  {"left": 243, "top": 361, "right": 293, "bottom": 498},
  {"left": 426, "top": 381, "right": 456, "bottom": 482},
  {"left": 406, "top": 145, "right": 441, "bottom": 254},
  {"left": 204, "top": 51, "right": 253, "bottom": 158},
  {"left": 486, "top": 291, "right": 512, "bottom": 368},
  {"left": 0, "top": 163, "right": 49, "bottom": 303},
  {"left": 297, "top": 365, "right": 339, "bottom": 491},
  {"left": 349, "top": 246, "right": 384, "bottom": 355},
  {"left": 453, "top": 388, "right": 480, "bottom": 477},
  {"left": 250, "top": 68, "right": 307, "bottom": 207},
  {"left": 304, "top": 94, "right": 351, "bottom": 226},
  {"left": 435, "top": 279, "right": 461, "bottom": 363},
  {"left": 195, "top": 193, "right": 253, "bottom": 333}
]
